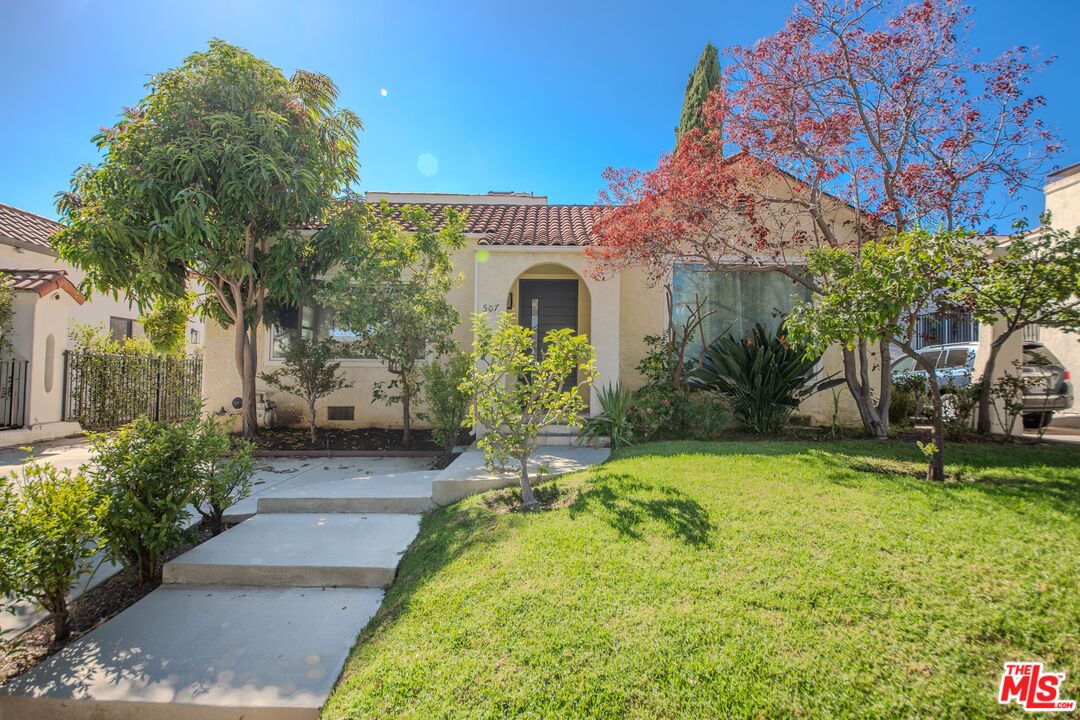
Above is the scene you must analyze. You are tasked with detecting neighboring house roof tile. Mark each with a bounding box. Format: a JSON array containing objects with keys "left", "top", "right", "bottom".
[
  {"left": 377, "top": 203, "right": 608, "bottom": 247},
  {"left": 0, "top": 203, "right": 60, "bottom": 253},
  {"left": 0, "top": 268, "right": 85, "bottom": 304}
]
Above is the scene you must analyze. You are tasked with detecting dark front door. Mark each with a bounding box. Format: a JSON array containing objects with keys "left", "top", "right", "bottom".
[{"left": 518, "top": 279, "right": 579, "bottom": 385}]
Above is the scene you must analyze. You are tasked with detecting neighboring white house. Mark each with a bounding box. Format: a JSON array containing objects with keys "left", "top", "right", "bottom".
[{"left": 0, "top": 202, "right": 205, "bottom": 444}]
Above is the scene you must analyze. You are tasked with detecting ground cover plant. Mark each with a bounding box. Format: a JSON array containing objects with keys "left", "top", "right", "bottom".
[{"left": 325, "top": 440, "right": 1080, "bottom": 719}]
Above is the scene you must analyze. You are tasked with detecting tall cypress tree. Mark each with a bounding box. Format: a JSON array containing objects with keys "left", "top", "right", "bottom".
[{"left": 676, "top": 43, "right": 721, "bottom": 147}]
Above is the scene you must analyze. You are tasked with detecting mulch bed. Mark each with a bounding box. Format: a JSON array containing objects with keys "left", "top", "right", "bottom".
[
  {"left": 0, "top": 523, "right": 216, "bottom": 685},
  {"left": 248, "top": 427, "right": 468, "bottom": 453}
]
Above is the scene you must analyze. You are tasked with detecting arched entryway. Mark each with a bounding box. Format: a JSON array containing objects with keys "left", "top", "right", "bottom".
[
  {"left": 473, "top": 249, "right": 621, "bottom": 416},
  {"left": 508, "top": 263, "right": 592, "bottom": 404}
]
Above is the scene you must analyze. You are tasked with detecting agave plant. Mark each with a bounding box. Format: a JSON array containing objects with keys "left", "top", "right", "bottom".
[
  {"left": 691, "top": 322, "right": 844, "bottom": 436},
  {"left": 578, "top": 383, "right": 635, "bottom": 449}
]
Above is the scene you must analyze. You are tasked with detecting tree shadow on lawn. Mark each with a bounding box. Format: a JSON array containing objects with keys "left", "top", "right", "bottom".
[
  {"left": 617, "top": 440, "right": 1080, "bottom": 520},
  {"left": 568, "top": 472, "right": 714, "bottom": 548}
]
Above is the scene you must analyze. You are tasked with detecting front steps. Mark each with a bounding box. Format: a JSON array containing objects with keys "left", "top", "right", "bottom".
[
  {"left": 254, "top": 472, "right": 437, "bottom": 515},
  {"left": 0, "top": 447, "right": 611, "bottom": 719},
  {"left": 163, "top": 513, "right": 420, "bottom": 588},
  {"left": 0, "top": 585, "right": 384, "bottom": 720}
]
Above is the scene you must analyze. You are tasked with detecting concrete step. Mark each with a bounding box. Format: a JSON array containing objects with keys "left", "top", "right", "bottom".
[
  {"left": 252, "top": 472, "right": 437, "bottom": 515},
  {"left": 0, "top": 584, "right": 384, "bottom": 720},
  {"left": 163, "top": 513, "right": 420, "bottom": 588}
]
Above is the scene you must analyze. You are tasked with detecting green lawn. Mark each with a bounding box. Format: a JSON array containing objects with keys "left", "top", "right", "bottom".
[{"left": 323, "top": 441, "right": 1080, "bottom": 719}]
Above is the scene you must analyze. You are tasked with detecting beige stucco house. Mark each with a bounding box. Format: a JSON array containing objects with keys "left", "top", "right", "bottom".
[
  {"left": 1042, "top": 163, "right": 1080, "bottom": 407},
  {"left": 0, "top": 202, "right": 205, "bottom": 444},
  {"left": 202, "top": 190, "right": 872, "bottom": 432}
]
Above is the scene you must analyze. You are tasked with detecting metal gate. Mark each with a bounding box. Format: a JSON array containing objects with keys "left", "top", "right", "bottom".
[{"left": 0, "top": 358, "right": 29, "bottom": 429}]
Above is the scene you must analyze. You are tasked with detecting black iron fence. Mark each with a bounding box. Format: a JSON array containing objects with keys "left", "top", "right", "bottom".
[
  {"left": 0, "top": 358, "right": 29, "bottom": 429},
  {"left": 63, "top": 351, "right": 203, "bottom": 430}
]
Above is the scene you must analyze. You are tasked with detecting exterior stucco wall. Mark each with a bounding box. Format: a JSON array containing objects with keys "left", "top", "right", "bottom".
[
  {"left": 203, "top": 243, "right": 478, "bottom": 429},
  {"left": 1042, "top": 170, "right": 1080, "bottom": 389},
  {"left": 203, "top": 238, "right": 880, "bottom": 430}
]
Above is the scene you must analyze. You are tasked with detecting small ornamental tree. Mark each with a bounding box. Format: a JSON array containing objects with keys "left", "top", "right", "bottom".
[
  {"left": 259, "top": 336, "right": 352, "bottom": 443},
  {"left": 786, "top": 230, "right": 980, "bottom": 482},
  {"left": 54, "top": 41, "right": 361, "bottom": 437},
  {"left": 321, "top": 203, "right": 466, "bottom": 447},
  {"left": 950, "top": 216, "right": 1080, "bottom": 434},
  {"left": 0, "top": 461, "right": 106, "bottom": 642},
  {"left": 190, "top": 415, "right": 256, "bottom": 535},
  {"left": 420, "top": 349, "right": 472, "bottom": 459},
  {"left": 463, "top": 312, "right": 596, "bottom": 511}
]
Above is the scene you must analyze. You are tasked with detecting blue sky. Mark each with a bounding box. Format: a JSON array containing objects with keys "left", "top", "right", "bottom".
[{"left": 3, "top": 0, "right": 1078, "bottom": 223}]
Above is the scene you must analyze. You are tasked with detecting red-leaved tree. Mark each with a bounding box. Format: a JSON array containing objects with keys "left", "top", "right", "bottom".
[{"left": 590, "top": 0, "right": 1060, "bottom": 438}]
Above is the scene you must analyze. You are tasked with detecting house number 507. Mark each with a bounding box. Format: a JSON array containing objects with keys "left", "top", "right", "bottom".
[{"left": 482, "top": 304, "right": 501, "bottom": 312}]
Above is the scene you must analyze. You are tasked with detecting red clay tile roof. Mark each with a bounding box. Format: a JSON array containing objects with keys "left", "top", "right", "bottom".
[
  {"left": 380, "top": 203, "right": 608, "bottom": 247},
  {"left": 1, "top": 268, "right": 85, "bottom": 304},
  {"left": 0, "top": 203, "right": 60, "bottom": 253}
]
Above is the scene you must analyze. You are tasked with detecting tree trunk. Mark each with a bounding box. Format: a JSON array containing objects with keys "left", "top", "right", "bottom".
[
  {"left": 976, "top": 338, "right": 1007, "bottom": 435},
  {"left": 233, "top": 321, "right": 258, "bottom": 438},
  {"left": 519, "top": 454, "right": 539, "bottom": 511},
  {"left": 45, "top": 593, "right": 70, "bottom": 643},
  {"left": 401, "top": 373, "right": 412, "bottom": 448},
  {"left": 309, "top": 397, "right": 318, "bottom": 444},
  {"left": 842, "top": 344, "right": 889, "bottom": 439},
  {"left": 925, "top": 368, "right": 946, "bottom": 482}
]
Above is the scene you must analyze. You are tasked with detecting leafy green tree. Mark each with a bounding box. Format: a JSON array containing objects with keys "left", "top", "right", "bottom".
[
  {"left": 786, "top": 230, "right": 980, "bottom": 482},
  {"left": 54, "top": 40, "right": 361, "bottom": 436},
  {"left": 676, "top": 43, "right": 721, "bottom": 146},
  {"left": 463, "top": 312, "right": 596, "bottom": 511},
  {"left": 0, "top": 461, "right": 106, "bottom": 641},
  {"left": 139, "top": 293, "right": 194, "bottom": 357},
  {"left": 0, "top": 273, "right": 14, "bottom": 356},
  {"left": 420, "top": 349, "right": 472, "bottom": 459},
  {"left": 950, "top": 216, "right": 1080, "bottom": 434},
  {"left": 259, "top": 336, "right": 352, "bottom": 443},
  {"left": 189, "top": 415, "right": 256, "bottom": 535},
  {"left": 321, "top": 203, "right": 466, "bottom": 447}
]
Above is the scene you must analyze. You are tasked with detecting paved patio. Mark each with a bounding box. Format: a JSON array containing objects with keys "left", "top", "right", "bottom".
[{"left": 0, "top": 446, "right": 609, "bottom": 719}]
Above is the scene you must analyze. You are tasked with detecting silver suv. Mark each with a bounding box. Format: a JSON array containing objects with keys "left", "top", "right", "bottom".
[{"left": 890, "top": 341, "right": 1074, "bottom": 428}]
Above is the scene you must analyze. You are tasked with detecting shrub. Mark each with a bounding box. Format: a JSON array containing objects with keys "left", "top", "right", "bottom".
[
  {"left": 463, "top": 312, "right": 596, "bottom": 511},
  {"left": 190, "top": 416, "right": 255, "bottom": 535},
  {"left": 890, "top": 374, "right": 928, "bottom": 428},
  {"left": 420, "top": 349, "right": 471, "bottom": 458},
  {"left": 87, "top": 418, "right": 202, "bottom": 585},
  {"left": 259, "top": 336, "right": 352, "bottom": 443},
  {"left": 579, "top": 383, "right": 635, "bottom": 449},
  {"left": 691, "top": 322, "right": 843, "bottom": 435},
  {"left": 0, "top": 461, "right": 106, "bottom": 641},
  {"left": 683, "top": 394, "right": 728, "bottom": 441}
]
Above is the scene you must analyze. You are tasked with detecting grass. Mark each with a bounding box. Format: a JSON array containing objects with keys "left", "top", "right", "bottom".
[{"left": 323, "top": 440, "right": 1080, "bottom": 719}]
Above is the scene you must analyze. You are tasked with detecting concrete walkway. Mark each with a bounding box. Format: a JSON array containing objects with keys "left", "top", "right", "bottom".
[
  {"left": 0, "top": 455, "right": 431, "bottom": 638},
  {"left": 0, "top": 446, "right": 608, "bottom": 719}
]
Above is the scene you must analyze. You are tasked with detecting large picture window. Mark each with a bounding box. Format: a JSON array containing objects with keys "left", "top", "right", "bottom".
[
  {"left": 270, "top": 304, "right": 366, "bottom": 360},
  {"left": 671, "top": 264, "right": 811, "bottom": 347}
]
